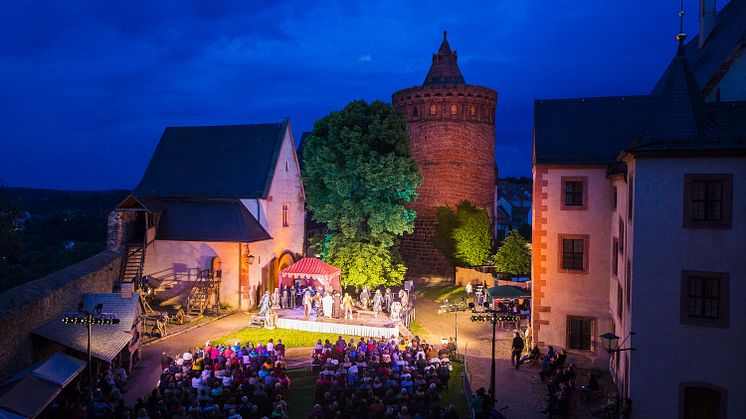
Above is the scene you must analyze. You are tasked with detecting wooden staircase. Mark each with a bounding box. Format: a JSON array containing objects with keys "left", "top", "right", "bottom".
[
  {"left": 118, "top": 244, "right": 145, "bottom": 285},
  {"left": 185, "top": 269, "right": 218, "bottom": 317}
]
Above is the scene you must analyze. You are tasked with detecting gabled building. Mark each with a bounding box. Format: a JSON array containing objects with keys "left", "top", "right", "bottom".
[
  {"left": 531, "top": 3, "right": 746, "bottom": 416},
  {"left": 110, "top": 120, "right": 305, "bottom": 311}
]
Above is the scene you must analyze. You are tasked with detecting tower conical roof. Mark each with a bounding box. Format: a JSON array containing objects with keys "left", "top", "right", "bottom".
[
  {"left": 423, "top": 31, "right": 465, "bottom": 86},
  {"left": 646, "top": 45, "right": 708, "bottom": 141}
]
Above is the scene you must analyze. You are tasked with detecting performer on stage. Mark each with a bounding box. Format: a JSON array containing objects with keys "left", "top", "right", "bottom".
[
  {"left": 322, "top": 292, "right": 333, "bottom": 319},
  {"left": 372, "top": 289, "right": 383, "bottom": 318},
  {"left": 384, "top": 288, "right": 393, "bottom": 313},
  {"left": 360, "top": 287, "right": 370, "bottom": 309},
  {"left": 302, "top": 290, "right": 312, "bottom": 318},
  {"left": 400, "top": 289, "right": 409, "bottom": 309},
  {"left": 342, "top": 293, "right": 354, "bottom": 320},
  {"left": 259, "top": 291, "right": 271, "bottom": 316},
  {"left": 390, "top": 301, "right": 402, "bottom": 321},
  {"left": 313, "top": 288, "right": 323, "bottom": 318},
  {"left": 332, "top": 291, "right": 342, "bottom": 319},
  {"left": 281, "top": 285, "right": 289, "bottom": 309},
  {"left": 290, "top": 285, "right": 296, "bottom": 309},
  {"left": 272, "top": 287, "right": 281, "bottom": 309}
]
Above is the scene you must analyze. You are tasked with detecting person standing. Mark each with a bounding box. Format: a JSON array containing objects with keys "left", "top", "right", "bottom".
[
  {"left": 511, "top": 331, "right": 525, "bottom": 368},
  {"left": 302, "top": 290, "right": 312, "bottom": 318},
  {"left": 332, "top": 291, "right": 342, "bottom": 319},
  {"left": 290, "top": 285, "right": 296, "bottom": 309},
  {"left": 384, "top": 288, "right": 393, "bottom": 313},
  {"left": 465, "top": 282, "right": 473, "bottom": 300},
  {"left": 372, "top": 289, "right": 383, "bottom": 318},
  {"left": 322, "top": 292, "right": 333, "bottom": 319},
  {"left": 342, "top": 293, "right": 354, "bottom": 320}
]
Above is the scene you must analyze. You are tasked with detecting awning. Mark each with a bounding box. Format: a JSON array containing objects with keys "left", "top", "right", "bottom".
[
  {"left": 486, "top": 285, "right": 530, "bottom": 300},
  {"left": 0, "top": 353, "right": 85, "bottom": 418},
  {"left": 156, "top": 200, "right": 272, "bottom": 243},
  {"left": 279, "top": 258, "right": 341, "bottom": 291}
]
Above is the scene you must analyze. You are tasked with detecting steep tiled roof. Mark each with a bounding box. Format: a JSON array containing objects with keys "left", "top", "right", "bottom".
[
  {"left": 534, "top": 45, "right": 746, "bottom": 165},
  {"left": 135, "top": 121, "right": 288, "bottom": 199},
  {"left": 156, "top": 200, "right": 271, "bottom": 243},
  {"left": 33, "top": 293, "right": 142, "bottom": 363},
  {"left": 423, "top": 32, "right": 465, "bottom": 86},
  {"left": 685, "top": 0, "right": 746, "bottom": 93}
]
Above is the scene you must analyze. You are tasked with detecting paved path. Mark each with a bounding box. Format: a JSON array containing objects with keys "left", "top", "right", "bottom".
[
  {"left": 414, "top": 291, "right": 545, "bottom": 418},
  {"left": 123, "top": 312, "right": 251, "bottom": 405},
  {"left": 123, "top": 312, "right": 314, "bottom": 406}
]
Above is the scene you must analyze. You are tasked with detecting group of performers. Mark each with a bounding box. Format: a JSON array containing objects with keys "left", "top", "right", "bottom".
[{"left": 257, "top": 283, "right": 412, "bottom": 322}]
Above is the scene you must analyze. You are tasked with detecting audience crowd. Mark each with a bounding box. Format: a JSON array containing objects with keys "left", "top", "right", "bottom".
[
  {"left": 307, "top": 335, "right": 459, "bottom": 419},
  {"left": 48, "top": 338, "right": 293, "bottom": 419}
]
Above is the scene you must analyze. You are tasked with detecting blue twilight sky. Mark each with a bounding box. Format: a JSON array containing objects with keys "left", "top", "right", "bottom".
[{"left": 0, "top": 1, "right": 720, "bottom": 190}]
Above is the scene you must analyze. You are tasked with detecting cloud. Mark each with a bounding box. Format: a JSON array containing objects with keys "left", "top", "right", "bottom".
[{"left": 358, "top": 54, "right": 373, "bottom": 62}]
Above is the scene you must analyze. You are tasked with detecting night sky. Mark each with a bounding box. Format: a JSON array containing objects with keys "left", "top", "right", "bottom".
[{"left": 1, "top": 1, "right": 714, "bottom": 190}]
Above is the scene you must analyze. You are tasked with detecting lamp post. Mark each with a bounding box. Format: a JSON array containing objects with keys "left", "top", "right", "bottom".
[
  {"left": 470, "top": 303, "right": 519, "bottom": 408},
  {"left": 62, "top": 303, "right": 120, "bottom": 394},
  {"left": 599, "top": 331, "right": 635, "bottom": 353}
]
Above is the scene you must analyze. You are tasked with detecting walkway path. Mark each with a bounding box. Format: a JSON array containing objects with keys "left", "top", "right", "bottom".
[
  {"left": 413, "top": 290, "right": 545, "bottom": 418},
  {"left": 123, "top": 312, "right": 251, "bottom": 405}
]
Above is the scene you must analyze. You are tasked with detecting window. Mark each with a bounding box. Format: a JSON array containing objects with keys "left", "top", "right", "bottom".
[
  {"left": 470, "top": 104, "right": 477, "bottom": 116},
  {"left": 681, "top": 271, "right": 729, "bottom": 328},
  {"left": 611, "top": 186, "right": 617, "bottom": 209},
  {"left": 567, "top": 316, "right": 593, "bottom": 351},
  {"left": 618, "top": 219, "right": 624, "bottom": 254},
  {"left": 450, "top": 104, "right": 458, "bottom": 115},
  {"left": 625, "top": 261, "right": 631, "bottom": 307},
  {"left": 412, "top": 107, "right": 418, "bottom": 117},
  {"left": 683, "top": 174, "right": 733, "bottom": 229},
  {"left": 617, "top": 282, "right": 623, "bottom": 319},
  {"left": 429, "top": 104, "right": 437, "bottom": 115},
  {"left": 681, "top": 384, "right": 727, "bottom": 419},
  {"left": 561, "top": 177, "right": 587, "bottom": 210},
  {"left": 285, "top": 161, "right": 289, "bottom": 171},
  {"left": 627, "top": 175, "right": 633, "bottom": 220},
  {"left": 282, "top": 204, "right": 289, "bottom": 227},
  {"left": 612, "top": 239, "right": 619, "bottom": 276},
  {"left": 559, "top": 235, "right": 588, "bottom": 272}
]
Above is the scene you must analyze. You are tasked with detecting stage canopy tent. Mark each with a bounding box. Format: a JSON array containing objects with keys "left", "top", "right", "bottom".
[
  {"left": 486, "top": 285, "right": 530, "bottom": 300},
  {"left": 279, "top": 257, "right": 341, "bottom": 292}
]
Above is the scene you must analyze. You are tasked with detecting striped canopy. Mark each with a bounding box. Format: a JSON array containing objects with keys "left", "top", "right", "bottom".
[{"left": 279, "top": 257, "right": 341, "bottom": 291}]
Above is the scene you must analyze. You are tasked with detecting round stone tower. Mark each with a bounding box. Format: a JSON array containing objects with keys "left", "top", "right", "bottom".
[{"left": 392, "top": 32, "right": 497, "bottom": 281}]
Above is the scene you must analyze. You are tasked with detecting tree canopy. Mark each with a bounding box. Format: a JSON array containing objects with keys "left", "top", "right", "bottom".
[
  {"left": 494, "top": 229, "right": 531, "bottom": 276},
  {"left": 434, "top": 200, "right": 493, "bottom": 267},
  {"left": 302, "top": 100, "right": 420, "bottom": 288}
]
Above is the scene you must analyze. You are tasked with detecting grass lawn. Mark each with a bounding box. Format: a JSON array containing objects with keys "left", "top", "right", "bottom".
[
  {"left": 284, "top": 363, "right": 469, "bottom": 417},
  {"left": 407, "top": 319, "right": 427, "bottom": 337},
  {"left": 212, "top": 327, "right": 355, "bottom": 348},
  {"left": 418, "top": 284, "right": 467, "bottom": 303}
]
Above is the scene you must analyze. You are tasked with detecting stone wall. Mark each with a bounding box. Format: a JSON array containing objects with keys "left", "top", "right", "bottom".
[
  {"left": 0, "top": 250, "right": 120, "bottom": 378},
  {"left": 393, "top": 83, "right": 497, "bottom": 281}
]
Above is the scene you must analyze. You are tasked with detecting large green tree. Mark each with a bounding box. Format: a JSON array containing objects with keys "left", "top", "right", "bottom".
[
  {"left": 302, "top": 100, "right": 420, "bottom": 288},
  {"left": 434, "top": 200, "right": 493, "bottom": 267},
  {"left": 494, "top": 229, "right": 531, "bottom": 276}
]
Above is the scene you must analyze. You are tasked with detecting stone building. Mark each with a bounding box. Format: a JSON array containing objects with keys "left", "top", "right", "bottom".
[
  {"left": 392, "top": 32, "right": 497, "bottom": 280},
  {"left": 531, "top": 2, "right": 746, "bottom": 416},
  {"left": 111, "top": 120, "right": 305, "bottom": 312}
]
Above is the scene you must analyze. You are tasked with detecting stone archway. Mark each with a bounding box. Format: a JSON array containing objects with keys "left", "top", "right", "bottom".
[{"left": 275, "top": 251, "right": 297, "bottom": 288}]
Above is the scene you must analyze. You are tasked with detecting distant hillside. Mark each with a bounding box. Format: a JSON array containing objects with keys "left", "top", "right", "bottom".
[{"left": 0, "top": 188, "right": 129, "bottom": 292}]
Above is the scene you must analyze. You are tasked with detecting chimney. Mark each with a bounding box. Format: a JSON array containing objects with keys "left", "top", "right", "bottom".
[{"left": 699, "top": 0, "right": 717, "bottom": 48}]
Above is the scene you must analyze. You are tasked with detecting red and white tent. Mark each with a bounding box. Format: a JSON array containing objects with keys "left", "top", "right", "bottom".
[{"left": 279, "top": 257, "right": 341, "bottom": 292}]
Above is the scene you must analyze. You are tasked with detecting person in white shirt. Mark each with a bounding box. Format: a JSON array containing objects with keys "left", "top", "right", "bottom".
[{"left": 191, "top": 374, "right": 202, "bottom": 389}]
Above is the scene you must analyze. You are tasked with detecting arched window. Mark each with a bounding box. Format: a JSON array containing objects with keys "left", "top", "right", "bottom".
[
  {"left": 429, "top": 104, "right": 437, "bottom": 115},
  {"left": 470, "top": 104, "right": 477, "bottom": 116},
  {"left": 450, "top": 104, "right": 458, "bottom": 115}
]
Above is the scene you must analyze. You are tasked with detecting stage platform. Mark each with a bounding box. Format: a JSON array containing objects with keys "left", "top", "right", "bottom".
[{"left": 275, "top": 307, "right": 400, "bottom": 338}]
